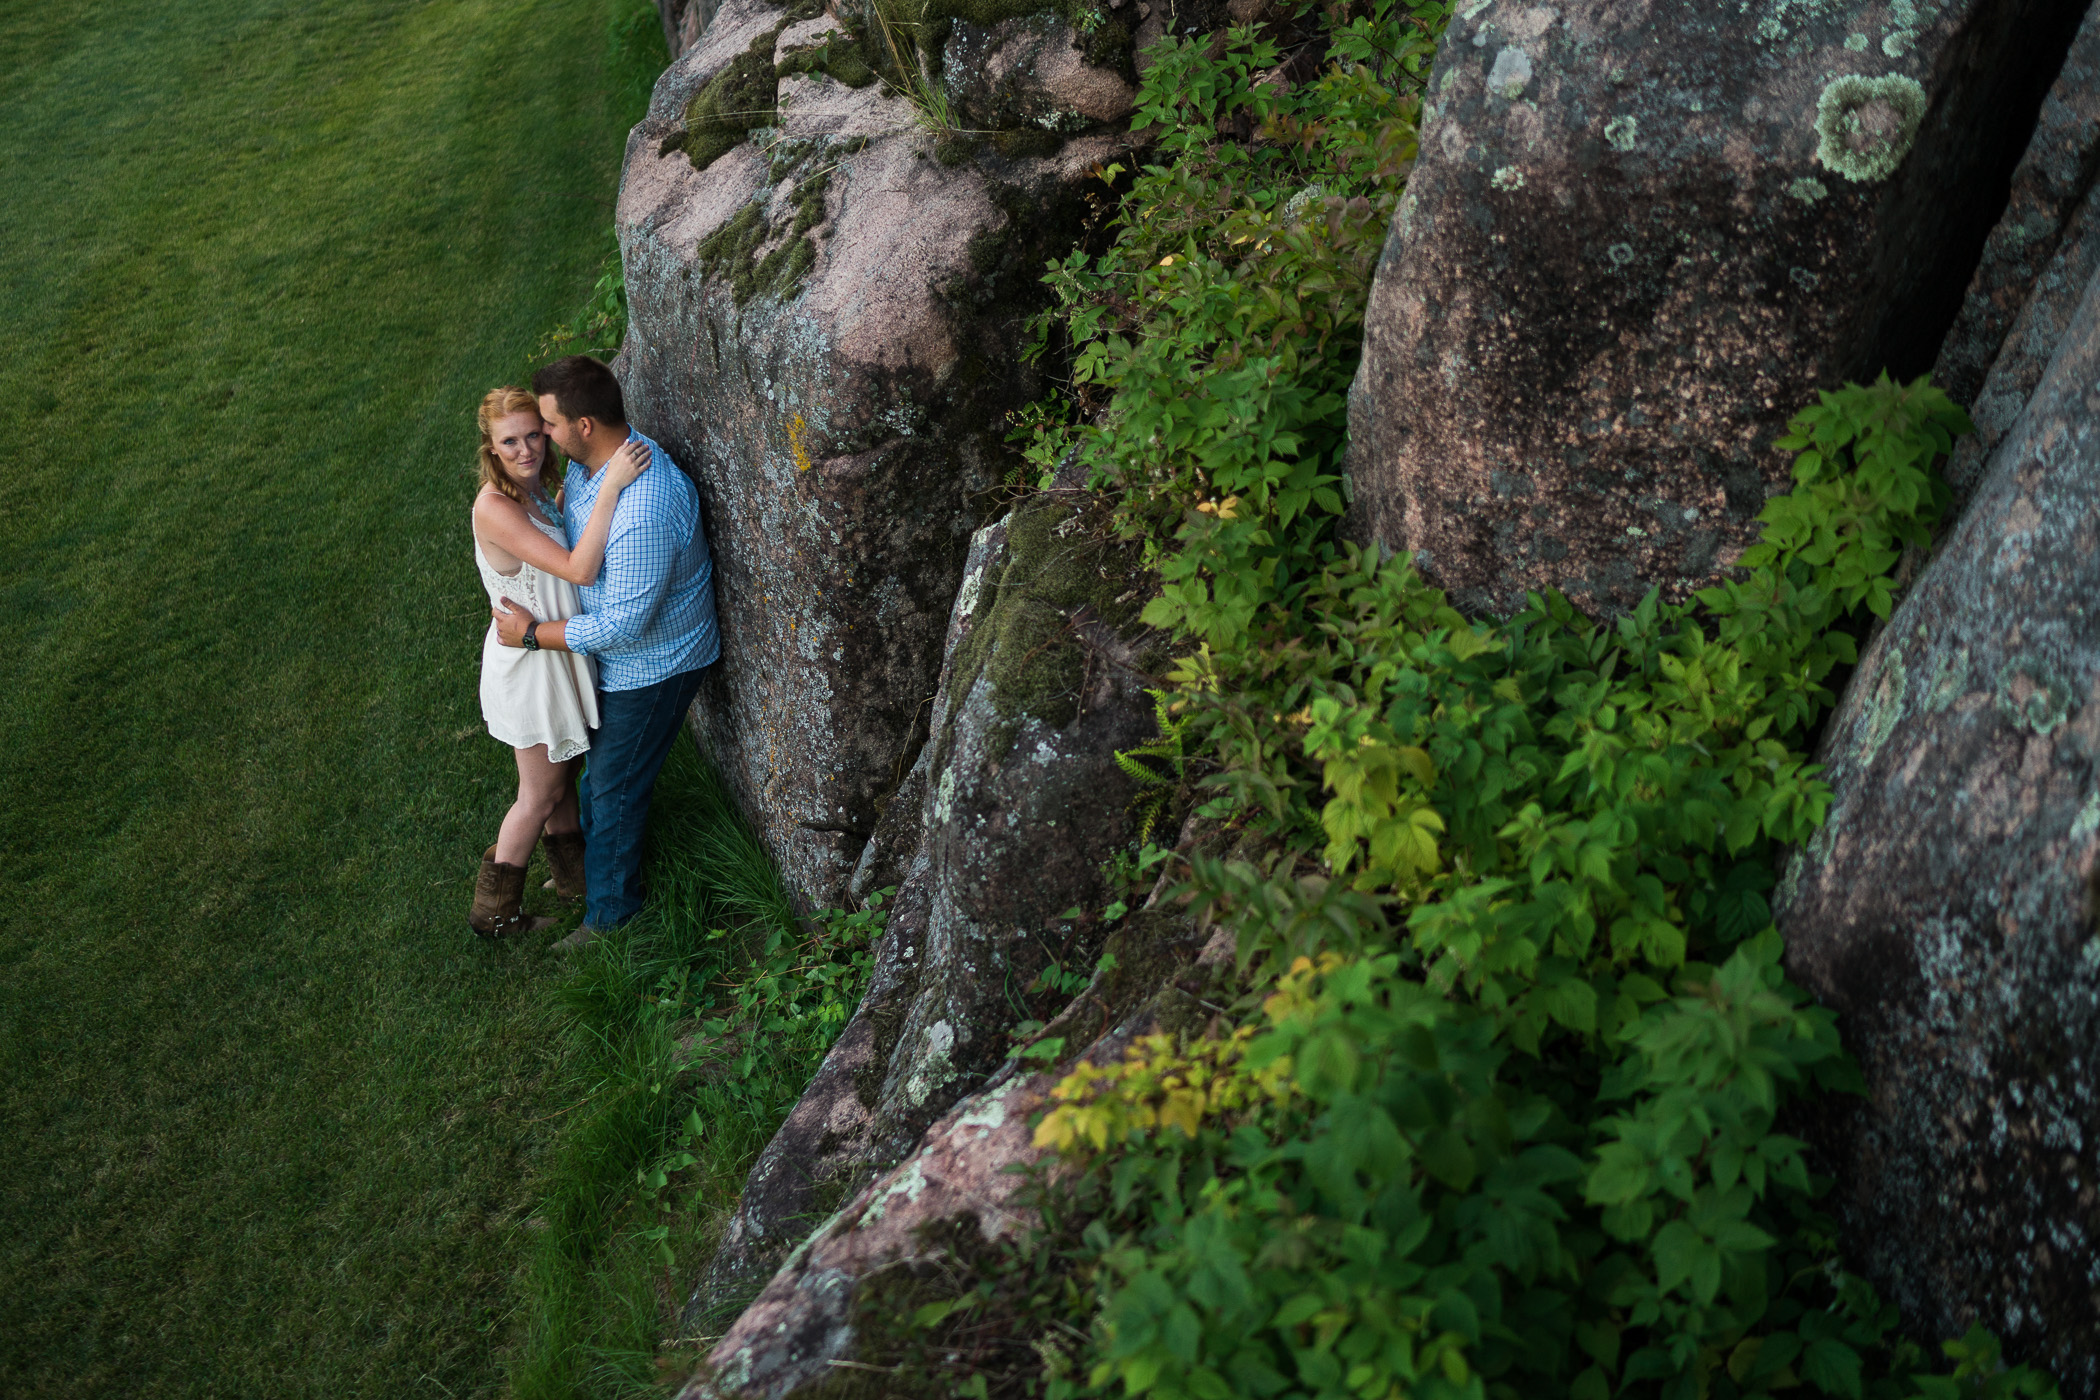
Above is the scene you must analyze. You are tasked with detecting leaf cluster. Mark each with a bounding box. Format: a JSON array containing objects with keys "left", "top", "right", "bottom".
[
  {"left": 534, "top": 229, "right": 630, "bottom": 363},
  {"left": 1018, "top": 0, "right": 1443, "bottom": 653}
]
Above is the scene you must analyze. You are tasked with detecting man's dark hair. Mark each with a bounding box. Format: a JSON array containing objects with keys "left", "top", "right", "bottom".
[{"left": 531, "top": 355, "right": 626, "bottom": 427}]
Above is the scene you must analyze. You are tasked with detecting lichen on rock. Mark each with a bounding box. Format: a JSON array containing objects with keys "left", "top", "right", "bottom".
[{"left": 1814, "top": 73, "right": 1928, "bottom": 184}]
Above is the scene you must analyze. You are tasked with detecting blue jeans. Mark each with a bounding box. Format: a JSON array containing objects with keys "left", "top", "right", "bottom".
[{"left": 580, "top": 666, "right": 708, "bottom": 929}]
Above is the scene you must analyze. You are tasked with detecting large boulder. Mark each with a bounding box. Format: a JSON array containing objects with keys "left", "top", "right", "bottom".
[
  {"left": 1775, "top": 263, "right": 2100, "bottom": 1393},
  {"left": 854, "top": 493, "right": 1164, "bottom": 1159},
  {"left": 682, "top": 490, "right": 1167, "bottom": 1322},
  {"left": 1343, "top": 0, "right": 2089, "bottom": 617},
  {"left": 616, "top": 0, "right": 1134, "bottom": 908}
]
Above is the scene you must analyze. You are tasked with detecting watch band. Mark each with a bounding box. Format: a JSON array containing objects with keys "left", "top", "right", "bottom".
[{"left": 523, "top": 621, "right": 541, "bottom": 652}]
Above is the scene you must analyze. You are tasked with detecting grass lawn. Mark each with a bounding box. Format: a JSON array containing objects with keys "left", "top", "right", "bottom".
[{"left": 0, "top": 1, "right": 669, "bottom": 1393}]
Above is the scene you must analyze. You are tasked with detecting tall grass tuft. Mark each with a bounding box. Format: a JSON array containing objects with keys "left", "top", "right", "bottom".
[
  {"left": 867, "top": 0, "right": 966, "bottom": 135},
  {"left": 508, "top": 740, "right": 877, "bottom": 1399}
]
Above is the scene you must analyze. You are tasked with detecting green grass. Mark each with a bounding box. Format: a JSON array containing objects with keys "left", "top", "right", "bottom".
[
  {"left": 0, "top": 0, "right": 674, "bottom": 1394},
  {"left": 512, "top": 746, "right": 796, "bottom": 1399}
]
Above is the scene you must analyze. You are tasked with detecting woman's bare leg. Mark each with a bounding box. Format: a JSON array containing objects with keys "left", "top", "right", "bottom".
[
  {"left": 495, "top": 744, "right": 568, "bottom": 866},
  {"left": 543, "top": 757, "right": 582, "bottom": 838}
]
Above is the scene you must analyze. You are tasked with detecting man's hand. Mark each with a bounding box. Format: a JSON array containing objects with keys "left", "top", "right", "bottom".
[{"left": 493, "top": 596, "right": 537, "bottom": 648}]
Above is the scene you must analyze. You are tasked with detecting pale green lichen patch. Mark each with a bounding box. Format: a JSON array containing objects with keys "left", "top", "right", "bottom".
[
  {"left": 1994, "top": 656, "right": 2075, "bottom": 734},
  {"left": 1486, "top": 46, "right": 1531, "bottom": 98},
  {"left": 1926, "top": 646, "right": 1970, "bottom": 713},
  {"left": 857, "top": 1157, "right": 930, "bottom": 1226},
  {"left": 2069, "top": 790, "right": 2100, "bottom": 844},
  {"left": 1880, "top": 0, "right": 1939, "bottom": 58},
  {"left": 1814, "top": 74, "right": 1927, "bottom": 184},
  {"left": 900, "top": 1020, "right": 956, "bottom": 1108},
  {"left": 1604, "top": 115, "right": 1638, "bottom": 152},
  {"left": 1786, "top": 176, "right": 1827, "bottom": 203},
  {"left": 1748, "top": 0, "right": 1851, "bottom": 45},
  {"left": 1491, "top": 164, "right": 1524, "bottom": 190},
  {"left": 1845, "top": 32, "right": 1869, "bottom": 50},
  {"left": 954, "top": 1077, "right": 1024, "bottom": 1132},
  {"left": 1857, "top": 644, "right": 1906, "bottom": 769}
]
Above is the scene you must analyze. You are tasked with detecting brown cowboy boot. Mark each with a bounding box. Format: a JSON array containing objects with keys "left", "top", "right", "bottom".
[
  {"left": 541, "top": 829, "right": 587, "bottom": 902},
  {"left": 469, "top": 846, "right": 556, "bottom": 938}
]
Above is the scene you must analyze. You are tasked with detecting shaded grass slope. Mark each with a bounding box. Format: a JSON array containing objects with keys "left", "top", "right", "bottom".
[{"left": 0, "top": 0, "right": 664, "bottom": 1394}]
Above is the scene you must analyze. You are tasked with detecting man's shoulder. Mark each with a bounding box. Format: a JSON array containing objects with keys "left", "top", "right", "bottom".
[{"left": 634, "top": 444, "right": 697, "bottom": 509}]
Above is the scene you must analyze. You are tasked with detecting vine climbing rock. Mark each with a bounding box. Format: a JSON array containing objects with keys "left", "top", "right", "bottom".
[
  {"left": 1776, "top": 263, "right": 2100, "bottom": 1395},
  {"left": 681, "top": 490, "right": 1167, "bottom": 1324},
  {"left": 1342, "top": 0, "right": 2089, "bottom": 617},
  {"left": 615, "top": 0, "right": 1135, "bottom": 907}
]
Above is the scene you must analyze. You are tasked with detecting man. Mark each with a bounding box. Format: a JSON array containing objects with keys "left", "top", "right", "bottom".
[{"left": 492, "top": 355, "right": 719, "bottom": 949}]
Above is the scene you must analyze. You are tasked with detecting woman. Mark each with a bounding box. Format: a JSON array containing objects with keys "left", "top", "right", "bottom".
[{"left": 466, "top": 386, "right": 650, "bottom": 937}]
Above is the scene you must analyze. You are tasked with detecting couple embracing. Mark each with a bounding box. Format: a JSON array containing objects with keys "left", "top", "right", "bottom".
[{"left": 464, "top": 355, "right": 718, "bottom": 949}]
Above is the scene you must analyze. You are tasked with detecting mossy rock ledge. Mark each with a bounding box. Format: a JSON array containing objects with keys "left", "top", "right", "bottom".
[
  {"left": 681, "top": 491, "right": 1172, "bottom": 1330},
  {"left": 1343, "top": 0, "right": 2091, "bottom": 618},
  {"left": 615, "top": 0, "right": 1138, "bottom": 907}
]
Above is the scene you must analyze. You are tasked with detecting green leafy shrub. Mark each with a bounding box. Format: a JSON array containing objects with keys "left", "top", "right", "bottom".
[
  {"left": 983, "top": 1, "right": 2062, "bottom": 1396},
  {"left": 1018, "top": 0, "right": 1436, "bottom": 652},
  {"left": 536, "top": 228, "right": 630, "bottom": 362},
  {"left": 1018, "top": 370, "right": 2051, "bottom": 1400}
]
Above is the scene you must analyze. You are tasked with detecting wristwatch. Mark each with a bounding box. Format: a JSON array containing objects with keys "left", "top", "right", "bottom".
[{"left": 523, "top": 621, "right": 541, "bottom": 652}]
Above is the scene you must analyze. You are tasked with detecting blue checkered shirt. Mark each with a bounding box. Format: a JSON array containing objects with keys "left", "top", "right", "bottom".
[{"left": 560, "top": 431, "right": 720, "bottom": 692}]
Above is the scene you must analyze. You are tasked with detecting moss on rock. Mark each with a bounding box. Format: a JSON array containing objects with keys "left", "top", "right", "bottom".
[
  {"left": 677, "top": 27, "right": 787, "bottom": 171},
  {"left": 776, "top": 32, "right": 880, "bottom": 87},
  {"left": 941, "top": 495, "right": 1153, "bottom": 759},
  {"left": 693, "top": 142, "right": 837, "bottom": 306}
]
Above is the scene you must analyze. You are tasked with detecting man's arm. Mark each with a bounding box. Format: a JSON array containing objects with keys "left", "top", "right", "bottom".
[
  {"left": 552, "top": 499, "right": 679, "bottom": 656},
  {"left": 493, "top": 600, "right": 571, "bottom": 652}
]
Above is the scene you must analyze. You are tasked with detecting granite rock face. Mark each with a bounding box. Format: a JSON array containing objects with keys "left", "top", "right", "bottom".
[
  {"left": 1344, "top": 0, "right": 2088, "bottom": 618},
  {"left": 855, "top": 494, "right": 1162, "bottom": 1161},
  {"left": 1935, "top": 0, "right": 2100, "bottom": 506},
  {"left": 617, "top": 0, "right": 1132, "bottom": 906},
  {"left": 941, "top": 13, "right": 1138, "bottom": 130},
  {"left": 1776, "top": 264, "right": 2100, "bottom": 1394},
  {"left": 681, "top": 492, "right": 1164, "bottom": 1322}
]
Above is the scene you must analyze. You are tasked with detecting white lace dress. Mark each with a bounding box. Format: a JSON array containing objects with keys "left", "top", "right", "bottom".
[{"left": 475, "top": 504, "right": 599, "bottom": 761}]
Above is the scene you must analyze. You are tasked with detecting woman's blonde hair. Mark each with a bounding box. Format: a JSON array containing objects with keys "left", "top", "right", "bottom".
[{"left": 476, "top": 386, "right": 561, "bottom": 506}]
